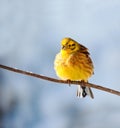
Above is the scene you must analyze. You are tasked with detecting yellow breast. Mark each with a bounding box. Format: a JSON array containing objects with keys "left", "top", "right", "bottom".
[{"left": 54, "top": 51, "right": 93, "bottom": 81}]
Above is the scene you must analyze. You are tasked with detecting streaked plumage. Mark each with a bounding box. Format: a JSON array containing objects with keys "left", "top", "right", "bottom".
[{"left": 54, "top": 37, "right": 94, "bottom": 98}]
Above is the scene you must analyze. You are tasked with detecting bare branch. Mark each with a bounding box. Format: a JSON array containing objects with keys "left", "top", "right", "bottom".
[{"left": 0, "top": 64, "right": 120, "bottom": 96}]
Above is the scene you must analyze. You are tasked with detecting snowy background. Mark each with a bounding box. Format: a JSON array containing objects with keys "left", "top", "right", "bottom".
[{"left": 0, "top": 0, "right": 120, "bottom": 128}]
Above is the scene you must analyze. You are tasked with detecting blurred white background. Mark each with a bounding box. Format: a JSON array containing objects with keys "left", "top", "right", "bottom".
[{"left": 0, "top": 0, "right": 120, "bottom": 128}]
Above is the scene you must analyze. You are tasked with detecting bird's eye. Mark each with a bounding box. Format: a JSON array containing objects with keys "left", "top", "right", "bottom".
[
  {"left": 68, "top": 44, "right": 71, "bottom": 47},
  {"left": 70, "top": 43, "right": 76, "bottom": 50}
]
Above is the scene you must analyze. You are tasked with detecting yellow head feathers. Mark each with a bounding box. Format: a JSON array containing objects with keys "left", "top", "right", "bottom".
[{"left": 61, "top": 37, "right": 89, "bottom": 55}]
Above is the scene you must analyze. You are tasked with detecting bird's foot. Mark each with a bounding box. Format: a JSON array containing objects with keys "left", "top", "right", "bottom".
[{"left": 66, "top": 79, "right": 71, "bottom": 87}]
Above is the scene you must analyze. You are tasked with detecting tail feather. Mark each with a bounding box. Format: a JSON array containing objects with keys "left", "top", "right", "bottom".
[{"left": 77, "top": 85, "right": 94, "bottom": 99}]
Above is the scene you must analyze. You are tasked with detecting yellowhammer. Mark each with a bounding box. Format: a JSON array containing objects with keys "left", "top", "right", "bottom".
[{"left": 54, "top": 37, "right": 94, "bottom": 99}]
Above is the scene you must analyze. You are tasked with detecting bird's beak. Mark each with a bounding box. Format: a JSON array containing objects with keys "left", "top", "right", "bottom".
[
  {"left": 62, "top": 45, "right": 67, "bottom": 50},
  {"left": 62, "top": 45, "right": 65, "bottom": 49}
]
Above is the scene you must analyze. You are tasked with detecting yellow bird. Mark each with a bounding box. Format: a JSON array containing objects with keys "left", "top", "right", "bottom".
[{"left": 54, "top": 37, "right": 94, "bottom": 99}]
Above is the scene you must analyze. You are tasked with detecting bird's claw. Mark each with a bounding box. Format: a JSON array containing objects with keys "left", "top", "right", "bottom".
[{"left": 66, "top": 79, "right": 71, "bottom": 87}]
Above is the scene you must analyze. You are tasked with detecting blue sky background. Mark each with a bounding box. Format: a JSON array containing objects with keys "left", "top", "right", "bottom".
[{"left": 0, "top": 0, "right": 120, "bottom": 128}]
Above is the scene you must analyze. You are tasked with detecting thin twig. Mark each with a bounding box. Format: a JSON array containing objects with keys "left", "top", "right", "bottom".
[{"left": 0, "top": 64, "right": 120, "bottom": 96}]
